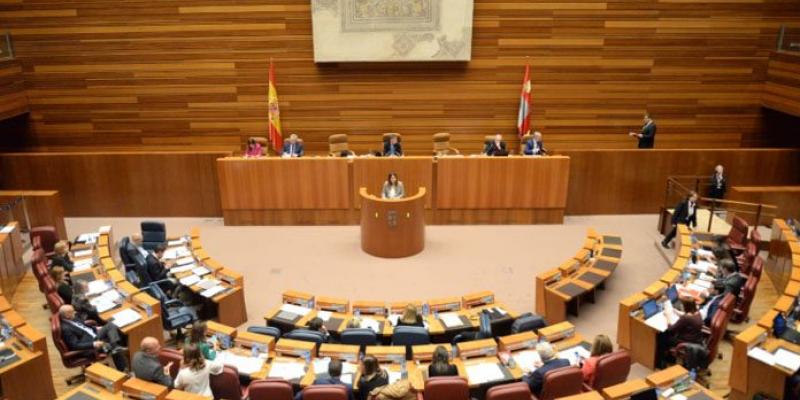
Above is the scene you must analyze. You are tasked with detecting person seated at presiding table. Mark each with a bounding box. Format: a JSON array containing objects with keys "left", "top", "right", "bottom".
[
  {"left": 522, "top": 131, "right": 547, "bottom": 156},
  {"left": 128, "top": 233, "right": 149, "bottom": 266},
  {"left": 145, "top": 243, "right": 176, "bottom": 287},
  {"left": 133, "top": 336, "right": 174, "bottom": 388},
  {"left": 282, "top": 134, "right": 305, "bottom": 158},
  {"left": 50, "top": 240, "right": 75, "bottom": 272},
  {"left": 396, "top": 304, "right": 424, "bottom": 327},
  {"left": 295, "top": 358, "right": 355, "bottom": 400},
  {"left": 383, "top": 134, "right": 403, "bottom": 157},
  {"left": 428, "top": 345, "right": 458, "bottom": 377},
  {"left": 174, "top": 343, "right": 224, "bottom": 396},
  {"left": 71, "top": 280, "right": 102, "bottom": 322},
  {"left": 185, "top": 321, "right": 218, "bottom": 361},
  {"left": 52, "top": 266, "right": 73, "bottom": 305},
  {"left": 381, "top": 172, "right": 405, "bottom": 200},
  {"left": 59, "top": 305, "right": 128, "bottom": 371},
  {"left": 483, "top": 133, "right": 508, "bottom": 156},
  {"left": 244, "top": 138, "right": 263, "bottom": 158},
  {"left": 523, "top": 341, "right": 570, "bottom": 397},
  {"left": 580, "top": 334, "right": 613, "bottom": 386},
  {"left": 357, "top": 355, "right": 389, "bottom": 400}
]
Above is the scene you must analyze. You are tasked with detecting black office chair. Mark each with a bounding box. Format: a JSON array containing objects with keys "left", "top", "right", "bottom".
[
  {"left": 140, "top": 221, "right": 166, "bottom": 251},
  {"left": 392, "top": 326, "right": 429, "bottom": 359},
  {"left": 247, "top": 326, "right": 282, "bottom": 341},
  {"left": 145, "top": 280, "right": 197, "bottom": 339},
  {"left": 340, "top": 328, "right": 378, "bottom": 352},
  {"left": 133, "top": 260, "right": 153, "bottom": 288},
  {"left": 511, "top": 312, "right": 546, "bottom": 334},
  {"left": 118, "top": 236, "right": 135, "bottom": 266},
  {"left": 284, "top": 329, "right": 326, "bottom": 355},
  {"left": 451, "top": 311, "right": 493, "bottom": 345}
]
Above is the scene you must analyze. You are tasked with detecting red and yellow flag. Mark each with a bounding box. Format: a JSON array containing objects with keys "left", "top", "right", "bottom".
[
  {"left": 517, "top": 63, "right": 532, "bottom": 138},
  {"left": 268, "top": 61, "right": 283, "bottom": 153}
]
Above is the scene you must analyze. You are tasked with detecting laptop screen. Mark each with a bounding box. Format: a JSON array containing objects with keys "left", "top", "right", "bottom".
[
  {"left": 667, "top": 285, "right": 678, "bottom": 303},
  {"left": 642, "top": 299, "right": 660, "bottom": 319}
]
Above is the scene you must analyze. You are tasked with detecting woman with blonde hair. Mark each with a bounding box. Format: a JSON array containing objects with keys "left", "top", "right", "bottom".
[
  {"left": 396, "top": 303, "right": 423, "bottom": 327},
  {"left": 51, "top": 240, "right": 75, "bottom": 272},
  {"left": 174, "top": 344, "right": 223, "bottom": 396},
  {"left": 50, "top": 266, "right": 73, "bottom": 304},
  {"left": 580, "top": 334, "right": 614, "bottom": 385}
]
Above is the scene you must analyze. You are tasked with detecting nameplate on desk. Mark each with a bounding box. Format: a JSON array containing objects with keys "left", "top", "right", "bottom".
[
  {"left": 122, "top": 393, "right": 156, "bottom": 400},
  {"left": 218, "top": 274, "right": 237, "bottom": 285},
  {"left": 543, "top": 328, "right": 574, "bottom": 343},
  {"left": 13, "top": 331, "right": 34, "bottom": 351},
  {"left": 462, "top": 348, "right": 497, "bottom": 358},
  {"left": 545, "top": 273, "right": 562, "bottom": 286},
  {"left": 433, "top": 303, "right": 460, "bottom": 312}
]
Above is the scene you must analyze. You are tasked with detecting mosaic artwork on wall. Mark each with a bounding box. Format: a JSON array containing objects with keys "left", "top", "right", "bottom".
[{"left": 311, "top": 0, "right": 473, "bottom": 62}]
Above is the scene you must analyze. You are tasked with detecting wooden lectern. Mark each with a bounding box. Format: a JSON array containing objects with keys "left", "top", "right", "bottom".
[{"left": 359, "top": 187, "right": 426, "bottom": 258}]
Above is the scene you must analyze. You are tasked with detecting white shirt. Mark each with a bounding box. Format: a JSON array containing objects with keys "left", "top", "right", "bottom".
[
  {"left": 687, "top": 201, "right": 695, "bottom": 219},
  {"left": 175, "top": 361, "right": 224, "bottom": 396}
]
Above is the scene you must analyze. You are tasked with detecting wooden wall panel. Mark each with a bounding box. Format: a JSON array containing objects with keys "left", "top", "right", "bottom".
[
  {"left": 0, "top": 190, "right": 66, "bottom": 239},
  {"left": 762, "top": 51, "right": 800, "bottom": 117},
  {"left": 561, "top": 149, "right": 800, "bottom": 215},
  {"left": 352, "top": 157, "right": 434, "bottom": 208},
  {"left": 0, "top": 151, "right": 230, "bottom": 217},
  {"left": 0, "top": 0, "right": 798, "bottom": 153},
  {"left": 728, "top": 186, "right": 800, "bottom": 219},
  {"left": 0, "top": 60, "right": 28, "bottom": 120}
]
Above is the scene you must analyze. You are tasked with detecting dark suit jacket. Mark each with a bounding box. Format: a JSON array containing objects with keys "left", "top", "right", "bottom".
[
  {"left": 708, "top": 174, "right": 726, "bottom": 199},
  {"left": 357, "top": 370, "right": 388, "bottom": 400},
  {"left": 57, "top": 281, "right": 73, "bottom": 305},
  {"left": 396, "top": 315, "right": 424, "bottom": 327},
  {"left": 145, "top": 253, "right": 168, "bottom": 282},
  {"left": 523, "top": 139, "right": 546, "bottom": 155},
  {"left": 50, "top": 254, "right": 75, "bottom": 272},
  {"left": 132, "top": 351, "right": 174, "bottom": 389},
  {"left": 671, "top": 199, "right": 697, "bottom": 228},
  {"left": 638, "top": 122, "right": 656, "bottom": 148},
  {"left": 295, "top": 377, "right": 354, "bottom": 400},
  {"left": 283, "top": 142, "right": 305, "bottom": 157},
  {"left": 383, "top": 141, "right": 403, "bottom": 157},
  {"left": 60, "top": 317, "right": 98, "bottom": 351},
  {"left": 484, "top": 141, "right": 508, "bottom": 156},
  {"left": 524, "top": 358, "right": 571, "bottom": 396},
  {"left": 716, "top": 273, "right": 746, "bottom": 297},
  {"left": 73, "top": 295, "right": 102, "bottom": 323},
  {"left": 126, "top": 243, "right": 146, "bottom": 268}
]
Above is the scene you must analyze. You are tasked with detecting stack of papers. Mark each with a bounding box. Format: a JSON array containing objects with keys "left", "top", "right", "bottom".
[
  {"left": 179, "top": 275, "right": 202, "bottom": 287},
  {"left": 440, "top": 313, "right": 463, "bottom": 328},
  {"left": 171, "top": 265, "right": 195, "bottom": 274},
  {"left": 192, "top": 267, "right": 211, "bottom": 276},
  {"left": 316, "top": 311, "right": 332, "bottom": 321},
  {"left": 280, "top": 303, "right": 312, "bottom": 317},
  {"left": 73, "top": 258, "right": 94, "bottom": 272},
  {"left": 176, "top": 257, "right": 195, "bottom": 266},
  {"left": 99, "top": 226, "right": 112, "bottom": 234},
  {"left": 558, "top": 345, "right": 591, "bottom": 367},
  {"left": 201, "top": 286, "right": 227, "bottom": 298},
  {"left": 196, "top": 278, "right": 220, "bottom": 290},
  {"left": 360, "top": 318, "right": 380, "bottom": 333},
  {"left": 111, "top": 308, "right": 142, "bottom": 328},
  {"left": 90, "top": 290, "right": 122, "bottom": 313},
  {"left": 73, "top": 249, "right": 93, "bottom": 258},
  {"left": 645, "top": 312, "right": 669, "bottom": 332},
  {"left": 87, "top": 280, "right": 112, "bottom": 296},
  {"left": 775, "top": 348, "right": 800, "bottom": 372},
  {"left": 465, "top": 363, "right": 505, "bottom": 385},
  {"left": 693, "top": 279, "right": 712, "bottom": 289},
  {"left": 164, "top": 247, "right": 191, "bottom": 260},
  {"left": 268, "top": 361, "right": 306, "bottom": 380},
  {"left": 77, "top": 233, "right": 100, "bottom": 244},
  {"left": 512, "top": 350, "right": 541, "bottom": 373},
  {"left": 168, "top": 238, "right": 187, "bottom": 247},
  {"left": 748, "top": 347, "right": 776, "bottom": 365},
  {"left": 216, "top": 351, "right": 265, "bottom": 375}
]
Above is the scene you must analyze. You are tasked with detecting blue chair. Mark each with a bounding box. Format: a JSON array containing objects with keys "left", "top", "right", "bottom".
[
  {"left": 392, "top": 326, "right": 429, "bottom": 359},
  {"left": 340, "top": 328, "right": 378, "bottom": 352},
  {"left": 511, "top": 312, "right": 546, "bottom": 334},
  {"left": 140, "top": 221, "right": 166, "bottom": 251},
  {"left": 284, "top": 329, "right": 326, "bottom": 355},
  {"left": 145, "top": 280, "right": 196, "bottom": 339},
  {"left": 247, "top": 326, "right": 282, "bottom": 340}
]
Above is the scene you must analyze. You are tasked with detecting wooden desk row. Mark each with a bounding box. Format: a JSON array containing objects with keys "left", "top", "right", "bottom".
[
  {"left": 58, "top": 362, "right": 212, "bottom": 400},
  {"left": 0, "top": 222, "right": 25, "bottom": 297},
  {"left": 535, "top": 229, "right": 623, "bottom": 325},
  {"left": 216, "top": 156, "right": 571, "bottom": 225},
  {"left": 729, "top": 219, "right": 800, "bottom": 400}
]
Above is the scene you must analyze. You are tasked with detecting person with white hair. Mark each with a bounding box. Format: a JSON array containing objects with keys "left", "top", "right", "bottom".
[
  {"left": 522, "top": 130, "right": 547, "bottom": 156},
  {"left": 523, "top": 341, "right": 571, "bottom": 396},
  {"left": 708, "top": 164, "right": 726, "bottom": 199},
  {"left": 58, "top": 305, "right": 128, "bottom": 371}
]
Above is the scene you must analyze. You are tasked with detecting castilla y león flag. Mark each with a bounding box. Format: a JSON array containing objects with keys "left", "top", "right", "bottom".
[{"left": 517, "top": 63, "right": 532, "bottom": 138}]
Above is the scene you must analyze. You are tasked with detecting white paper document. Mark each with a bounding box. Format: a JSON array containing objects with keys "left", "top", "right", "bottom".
[
  {"left": 512, "top": 350, "right": 541, "bottom": 373},
  {"left": 90, "top": 290, "right": 121, "bottom": 313},
  {"left": 440, "top": 313, "right": 463, "bottom": 328},
  {"left": 196, "top": 278, "right": 220, "bottom": 290},
  {"left": 77, "top": 233, "right": 100, "bottom": 244},
  {"left": 0, "top": 226, "right": 13, "bottom": 234},
  {"left": 87, "top": 280, "right": 111, "bottom": 296},
  {"left": 170, "top": 264, "right": 195, "bottom": 274},
  {"left": 192, "top": 267, "right": 211, "bottom": 276},
  {"left": 176, "top": 257, "right": 195, "bottom": 266},
  {"left": 388, "top": 371, "right": 402, "bottom": 384},
  {"left": 645, "top": 313, "right": 669, "bottom": 333},
  {"left": 280, "top": 303, "right": 312, "bottom": 317},
  {"left": 217, "top": 351, "right": 265, "bottom": 375},
  {"left": 164, "top": 247, "right": 191, "bottom": 260},
  {"left": 168, "top": 238, "right": 187, "bottom": 247},
  {"left": 110, "top": 308, "right": 142, "bottom": 328},
  {"left": 693, "top": 279, "right": 712, "bottom": 289},
  {"left": 558, "top": 345, "right": 591, "bottom": 367},
  {"left": 201, "top": 286, "right": 227, "bottom": 298},
  {"left": 268, "top": 361, "right": 306, "bottom": 380},
  {"left": 465, "top": 362, "right": 505, "bottom": 385},
  {"left": 73, "top": 258, "right": 94, "bottom": 272},
  {"left": 360, "top": 318, "right": 381, "bottom": 333},
  {"left": 73, "top": 249, "right": 93, "bottom": 258},
  {"left": 775, "top": 348, "right": 800, "bottom": 372},
  {"left": 179, "top": 275, "right": 201, "bottom": 287},
  {"left": 316, "top": 311, "right": 332, "bottom": 322},
  {"left": 99, "top": 226, "right": 111, "bottom": 234},
  {"left": 389, "top": 314, "right": 400, "bottom": 326},
  {"left": 748, "top": 347, "right": 776, "bottom": 366}
]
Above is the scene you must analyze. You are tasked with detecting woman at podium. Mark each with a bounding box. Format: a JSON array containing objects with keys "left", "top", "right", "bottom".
[{"left": 381, "top": 172, "right": 405, "bottom": 199}]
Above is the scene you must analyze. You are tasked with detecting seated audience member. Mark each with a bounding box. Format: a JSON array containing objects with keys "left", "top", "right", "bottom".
[
  {"left": 145, "top": 243, "right": 174, "bottom": 283},
  {"left": 708, "top": 165, "right": 726, "bottom": 200},
  {"left": 71, "top": 280, "right": 102, "bottom": 322},
  {"left": 581, "top": 334, "right": 613, "bottom": 386},
  {"left": 667, "top": 299, "right": 704, "bottom": 347},
  {"left": 483, "top": 134, "right": 508, "bottom": 156},
  {"left": 174, "top": 343, "right": 224, "bottom": 396},
  {"left": 357, "top": 355, "right": 389, "bottom": 400},
  {"left": 715, "top": 259, "right": 745, "bottom": 297},
  {"left": 523, "top": 342, "right": 570, "bottom": 396},
  {"left": 396, "top": 304, "right": 424, "bottom": 327},
  {"left": 186, "top": 321, "right": 218, "bottom": 361},
  {"left": 282, "top": 134, "right": 305, "bottom": 158},
  {"left": 381, "top": 172, "right": 405, "bottom": 200},
  {"left": 133, "top": 336, "right": 174, "bottom": 388},
  {"left": 428, "top": 345, "right": 458, "bottom": 377},
  {"left": 700, "top": 291, "right": 725, "bottom": 327},
  {"left": 307, "top": 317, "right": 330, "bottom": 342},
  {"left": 383, "top": 134, "right": 403, "bottom": 157},
  {"left": 59, "top": 305, "right": 128, "bottom": 371},
  {"left": 522, "top": 131, "right": 547, "bottom": 156},
  {"left": 244, "top": 138, "right": 263, "bottom": 158},
  {"left": 50, "top": 240, "right": 75, "bottom": 272},
  {"left": 51, "top": 266, "right": 73, "bottom": 305},
  {"left": 296, "top": 358, "right": 354, "bottom": 400}
]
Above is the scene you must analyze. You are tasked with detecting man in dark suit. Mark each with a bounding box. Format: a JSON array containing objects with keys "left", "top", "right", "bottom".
[
  {"left": 59, "top": 304, "right": 128, "bottom": 371},
  {"left": 523, "top": 342, "right": 571, "bottom": 397},
  {"left": 295, "top": 358, "right": 354, "bottom": 400},
  {"left": 282, "top": 134, "right": 304, "bottom": 158},
  {"left": 383, "top": 135, "right": 403, "bottom": 157},
  {"left": 145, "top": 243, "right": 173, "bottom": 283},
  {"left": 715, "top": 259, "right": 746, "bottom": 297},
  {"left": 132, "top": 337, "right": 174, "bottom": 388},
  {"left": 662, "top": 191, "right": 698, "bottom": 249},
  {"left": 128, "top": 234, "right": 148, "bottom": 266},
  {"left": 629, "top": 113, "right": 656, "bottom": 148},
  {"left": 484, "top": 134, "right": 508, "bottom": 156},
  {"left": 522, "top": 131, "right": 547, "bottom": 156},
  {"left": 708, "top": 165, "right": 726, "bottom": 199}
]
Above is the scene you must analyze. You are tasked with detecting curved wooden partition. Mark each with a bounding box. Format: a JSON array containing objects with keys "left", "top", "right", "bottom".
[{"left": 359, "top": 187, "right": 426, "bottom": 258}]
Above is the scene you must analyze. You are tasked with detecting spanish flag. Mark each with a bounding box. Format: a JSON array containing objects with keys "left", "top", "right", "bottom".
[{"left": 268, "top": 61, "right": 283, "bottom": 153}]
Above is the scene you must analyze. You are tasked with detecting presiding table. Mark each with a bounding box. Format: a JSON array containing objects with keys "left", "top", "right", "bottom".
[{"left": 359, "top": 187, "right": 426, "bottom": 258}]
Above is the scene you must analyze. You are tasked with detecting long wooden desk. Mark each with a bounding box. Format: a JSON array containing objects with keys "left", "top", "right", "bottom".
[{"left": 216, "top": 156, "right": 570, "bottom": 225}]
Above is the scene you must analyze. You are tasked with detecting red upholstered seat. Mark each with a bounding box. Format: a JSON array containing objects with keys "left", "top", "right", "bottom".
[
  {"left": 486, "top": 382, "right": 534, "bottom": 400},
  {"left": 733, "top": 274, "right": 759, "bottom": 323},
  {"left": 537, "top": 366, "right": 583, "bottom": 400},
  {"left": 210, "top": 365, "right": 247, "bottom": 400},
  {"left": 419, "top": 376, "right": 470, "bottom": 400},
  {"left": 303, "top": 385, "right": 349, "bottom": 400},
  {"left": 248, "top": 378, "right": 294, "bottom": 400},
  {"left": 50, "top": 313, "right": 107, "bottom": 385},
  {"left": 158, "top": 348, "right": 182, "bottom": 380},
  {"left": 587, "top": 350, "right": 631, "bottom": 391},
  {"left": 30, "top": 226, "right": 59, "bottom": 257}
]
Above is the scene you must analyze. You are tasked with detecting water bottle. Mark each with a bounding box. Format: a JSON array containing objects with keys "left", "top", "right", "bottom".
[
  {"left": 451, "top": 344, "right": 458, "bottom": 359},
  {"left": 422, "top": 303, "right": 430, "bottom": 317},
  {"left": 689, "top": 368, "right": 697, "bottom": 383},
  {"left": 574, "top": 351, "right": 581, "bottom": 366},
  {"left": 400, "top": 358, "right": 408, "bottom": 379},
  {"left": 433, "top": 309, "right": 439, "bottom": 320},
  {"left": 303, "top": 351, "right": 311, "bottom": 371},
  {"left": 354, "top": 309, "right": 361, "bottom": 319},
  {"left": 251, "top": 344, "right": 260, "bottom": 357}
]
